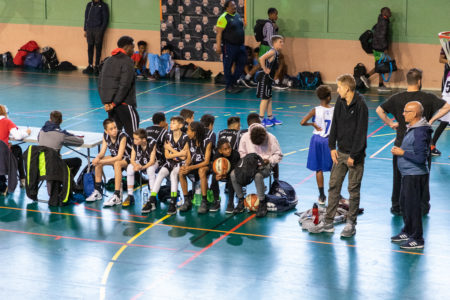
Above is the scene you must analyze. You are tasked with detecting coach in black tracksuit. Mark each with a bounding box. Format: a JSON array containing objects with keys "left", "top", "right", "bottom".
[
  {"left": 83, "top": 0, "right": 109, "bottom": 75},
  {"left": 98, "top": 36, "right": 139, "bottom": 138}
]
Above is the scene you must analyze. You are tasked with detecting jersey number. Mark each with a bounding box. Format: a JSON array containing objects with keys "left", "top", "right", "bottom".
[
  {"left": 324, "top": 120, "right": 331, "bottom": 134},
  {"left": 445, "top": 81, "right": 450, "bottom": 93}
]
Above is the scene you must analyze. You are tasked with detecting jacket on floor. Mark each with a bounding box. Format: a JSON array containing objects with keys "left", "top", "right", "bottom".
[
  {"left": 372, "top": 14, "right": 389, "bottom": 52},
  {"left": 84, "top": 0, "right": 109, "bottom": 31},
  {"left": 24, "top": 145, "right": 71, "bottom": 206},
  {"left": 397, "top": 118, "right": 432, "bottom": 176},
  {"left": 98, "top": 50, "right": 136, "bottom": 107},
  {"left": 0, "top": 140, "right": 18, "bottom": 193}
]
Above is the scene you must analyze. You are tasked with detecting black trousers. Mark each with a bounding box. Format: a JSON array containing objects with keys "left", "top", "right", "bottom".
[
  {"left": 210, "top": 175, "right": 235, "bottom": 204},
  {"left": 400, "top": 175, "right": 427, "bottom": 243},
  {"left": 392, "top": 155, "right": 430, "bottom": 214},
  {"left": 108, "top": 104, "right": 140, "bottom": 138},
  {"left": 11, "top": 145, "right": 25, "bottom": 179},
  {"left": 63, "top": 158, "right": 82, "bottom": 179},
  {"left": 86, "top": 28, "right": 105, "bottom": 66}
]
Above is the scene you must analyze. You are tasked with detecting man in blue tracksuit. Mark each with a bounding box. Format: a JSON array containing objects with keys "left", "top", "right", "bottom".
[
  {"left": 391, "top": 101, "right": 432, "bottom": 249},
  {"left": 83, "top": 0, "right": 109, "bottom": 75}
]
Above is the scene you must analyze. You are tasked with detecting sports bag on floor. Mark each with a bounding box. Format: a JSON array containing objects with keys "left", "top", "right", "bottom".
[
  {"left": 41, "top": 47, "right": 59, "bottom": 70},
  {"left": 266, "top": 180, "right": 298, "bottom": 212},
  {"left": 297, "top": 71, "right": 322, "bottom": 89},
  {"left": 24, "top": 51, "right": 43, "bottom": 69},
  {"left": 14, "top": 40, "right": 39, "bottom": 66}
]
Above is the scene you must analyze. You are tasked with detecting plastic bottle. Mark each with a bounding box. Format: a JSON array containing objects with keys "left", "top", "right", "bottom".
[
  {"left": 2, "top": 54, "right": 6, "bottom": 67},
  {"left": 312, "top": 203, "right": 319, "bottom": 225},
  {"left": 143, "top": 191, "right": 148, "bottom": 204},
  {"left": 175, "top": 65, "right": 181, "bottom": 82}
]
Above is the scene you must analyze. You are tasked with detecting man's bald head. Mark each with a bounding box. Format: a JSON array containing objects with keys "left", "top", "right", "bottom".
[
  {"left": 407, "top": 101, "right": 423, "bottom": 116},
  {"left": 404, "top": 101, "right": 424, "bottom": 124}
]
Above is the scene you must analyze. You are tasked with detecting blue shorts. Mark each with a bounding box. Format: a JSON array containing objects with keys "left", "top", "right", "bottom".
[{"left": 306, "top": 134, "right": 332, "bottom": 172}]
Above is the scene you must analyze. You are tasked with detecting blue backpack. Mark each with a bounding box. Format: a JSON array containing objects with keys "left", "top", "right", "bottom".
[
  {"left": 24, "top": 51, "right": 43, "bottom": 69},
  {"left": 266, "top": 180, "right": 298, "bottom": 212}
]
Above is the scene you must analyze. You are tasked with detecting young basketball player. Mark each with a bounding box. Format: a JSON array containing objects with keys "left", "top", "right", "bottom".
[
  {"left": 87, "top": 119, "right": 132, "bottom": 207},
  {"left": 145, "top": 112, "right": 168, "bottom": 190},
  {"left": 218, "top": 116, "right": 241, "bottom": 151},
  {"left": 257, "top": 35, "right": 284, "bottom": 127},
  {"left": 124, "top": 128, "right": 156, "bottom": 207},
  {"left": 142, "top": 116, "right": 188, "bottom": 215},
  {"left": 180, "top": 108, "right": 194, "bottom": 133},
  {"left": 300, "top": 85, "right": 334, "bottom": 205}
]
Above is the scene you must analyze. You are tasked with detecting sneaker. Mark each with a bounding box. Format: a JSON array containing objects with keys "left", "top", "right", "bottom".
[
  {"left": 210, "top": 200, "right": 220, "bottom": 212},
  {"left": 136, "top": 75, "right": 144, "bottom": 80},
  {"left": 93, "top": 66, "right": 99, "bottom": 76},
  {"left": 318, "top": 195, "right": 326, "bottom": 205},
  {"left": 20, "top": 179, "right": 25, "bottom": 188},
  {"left": 308, "top": 221, "right": 334, "bottom": 233},
  {"left": 256, "top": 200, "right": 267, "bottom": 218},
  {"left": 248, "top": 80, "right": 257, "bottom": 87},
  {"left": 237, "top": 78, "right": 251, "bottom": 88},
  {"left": 273, "top": 83, "right": 289, "bottom": 90},
  {"left": 179, "top": 197, "right": 192, "bottom": 212},
  {"left": 340, "top": 223, "right": 356, "bottom": 238},
  {"left": 122, "top": 195, "right": 135, "bottom": 207},
  {"left": 167, "top": 200, "right": 177, "bottom": 215},
  {"left": 141, "top": 201, "right": 153, "bottom": 214},
  {"left": 103, "top": 194, "right": 121, "bottom": 207},
  {"left": 198, "top": 200, "right": 209, "bottom": 214},
  {"left": 360, "top": 75, "right": 370, "bottom": 88},
  {"left": 225, "top": 201, "right": 234, "bottom": 214},
  {"left": 270, "top": 117, "right": 283, "bottom": 125},
  {"left": 431, "top": 147, "right": 441, "bottom": 156},
  {"left": 377, "top": 85, "right": 391, "bottom": 93},
  {"left": 82, "top": 65, "right": 94, "bottom": 75},
  {"left": 400, "top": 238, "right": 424, "bottom": 249},
  {"left": 86, "top": 189, "right": 102, "bottom": 202},
  {"left": 233, "top": 199, "right": 245, "bottom": 214},
  {"left": 391, "top": 232, "right": 409, "bottom": 243},
  {"left": 262, "top": 118, "right": 274, "bottom": 128}
]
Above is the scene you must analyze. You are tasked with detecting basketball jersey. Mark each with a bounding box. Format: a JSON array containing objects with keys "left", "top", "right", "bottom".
[
  {"left": 133, "top": 139, "right": 156, "bottom": 165},
  {"left": 189, "top": 133, "right": 213, "bottom": 165},
  {"left": 164, "top": 131, "right": 189, "bottom": 164},
  {"left": 146, "top": 125, "right": 167, "bottom": 163},
  {"left": 442, "top": 72, "right": 450, "bottom": 102},
  {"left": 265, "top": 49, "right": 279, "bottom": 79},
  {"left": 312, "top": 106, "right": 334, "bottom": 138},
  {"left": 218, "top": 129, "right": 240, "bottom": 150},
  {"left": 104, "top": 131, "right": 132, "bottom": 160}
]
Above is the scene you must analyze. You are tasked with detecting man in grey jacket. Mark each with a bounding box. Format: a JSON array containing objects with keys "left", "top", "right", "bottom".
[
  {"left": 38, "top": 111, "right": 84, "bottom": 188},
  {"left": 98, "top": 36, "right": 139, "bottom": 138}
]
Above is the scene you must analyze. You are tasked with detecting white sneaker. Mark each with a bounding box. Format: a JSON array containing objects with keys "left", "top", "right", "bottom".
[
  {"left": 340, "top": 223, "right": 356, "bottom": 238},
  {"left": 103, "top": 194, "right": 122, "bottom": 207},
  {"left": 86, "top": 189, "right": 102, "bottom": 202},
  {"left": 377, "top": 86, "right": 391, "bottom": 93},
  {"left": 360, "top": 75, "right": 370, "bottom": 88}
]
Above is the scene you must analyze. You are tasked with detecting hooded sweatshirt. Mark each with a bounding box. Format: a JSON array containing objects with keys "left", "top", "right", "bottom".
[
  {"left": 38, "top": 121, "right": 83, "bottom": 153},
  {"left": 372, "top": 14, "right": 389, "bottom": 52},
  {"left": 397, "top": 118, "right": 433, "bottom": 176},
  {"left": 84, "top": 0, "right": 109, "bottom": 31},
  {"left": 238, "top": 123, "right": 283, "bottom": 165}
]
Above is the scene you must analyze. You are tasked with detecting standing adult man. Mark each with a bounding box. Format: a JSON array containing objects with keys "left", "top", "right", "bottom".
[
  {"left": 310, "top": 75, "right": 368, "bottom": 238},
  {"left": 391, "top": 101, "right": 432, "bottom": 249},
  {"left": 83, "top": 0, "right": 109, "bottom": 75},
  {"left": 216, "top": 0, "right": 247, "bottom": 94},
  {"left": 376, "top": 68, "right": 450, "bottom": 216},
  {"left": 98, "top": 36, "right": 140, "bottom": 138}
]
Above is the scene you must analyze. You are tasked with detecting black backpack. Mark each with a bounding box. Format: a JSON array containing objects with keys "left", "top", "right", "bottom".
[
  {"left": 1, "top": 52, "right": 14, "bottom": 68},
  {"left": 234, "top": 153, "right": 264, "bottom": 186},
  {"left": 297, "top": 71, "right": 323, "bottom": 89},
  {"left": 254, "top": 19, "right": 270, "bottom": 43},
  {"left": 58, "top": 61, "right": 77, "bottom": 71},
  {"left": 353, "top": 63, "right": 368, "bottom": 90},
  {"left": 41, "top": 47, "right": 59, "bottom": 70},
  {"left": 359, "top": 30, "right": 373, "bottom": 54}
]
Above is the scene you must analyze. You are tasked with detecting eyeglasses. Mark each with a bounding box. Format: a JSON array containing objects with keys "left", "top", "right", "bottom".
[{"left": 403, "top": 110, "right": 414, "bottom": 113}]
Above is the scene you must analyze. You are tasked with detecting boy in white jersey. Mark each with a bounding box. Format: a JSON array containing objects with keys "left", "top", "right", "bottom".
[
  {"left": 301, "top": 85, "right": 334, "bottom": 204},
  {"left": 257, "top": 35, "right": 284, "bottom": 127},
  {"left": 123, "top": 128, "right": 156, "bottom": 207}
]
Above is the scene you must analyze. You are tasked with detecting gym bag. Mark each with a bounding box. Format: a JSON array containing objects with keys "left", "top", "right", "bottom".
[
  {"left": 24, "top": 51, "right": 43, "bottom": 69},
  {"left": 13, "top": 40, "right": 39, "bottom": 66},
  {"left": 353, "top": 63, "right": 368, "bottom": 90},
  {"left": 297, "top": 71, "right": 322, "bottom": 89},
  {"left": 359, "top": 30, "right": 374, "bottom": 54},
  {"left": 41, "top": 47, "right": 59, "bottom": 70},
  {"left": 266, "top": 180, "right": 298, "bottom": 212},
  {"left": 375, "top": 54, "right": 397, "bottom": 82}
]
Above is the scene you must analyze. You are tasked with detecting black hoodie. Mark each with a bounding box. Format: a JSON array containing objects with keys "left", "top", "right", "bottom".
[
  {"left": 84, "top": 0, "right": 109, "bottom": 31},
  {"left": 372, "top": 14, "right": 389, "bottom": 52},
  {"left": 328, "top": 91, "right": 368, "bottom": 163}
]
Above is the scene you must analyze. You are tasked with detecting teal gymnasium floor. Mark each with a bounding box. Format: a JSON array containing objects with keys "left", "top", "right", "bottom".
[{"left": 1, "top": 69, "right": 450, "bottom": 300}]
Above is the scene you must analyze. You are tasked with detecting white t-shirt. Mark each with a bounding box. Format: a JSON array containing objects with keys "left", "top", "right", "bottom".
[
  {"left": 312, "top": 106, "right": 334, "bottom": 138},
  {"left": 441, "top": 72, "right": 450, "bottom": 122}
]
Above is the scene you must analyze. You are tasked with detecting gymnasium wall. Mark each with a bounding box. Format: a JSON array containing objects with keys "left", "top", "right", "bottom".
[{"left": 0, "top": 0, "right": 449, "bottom": 89}]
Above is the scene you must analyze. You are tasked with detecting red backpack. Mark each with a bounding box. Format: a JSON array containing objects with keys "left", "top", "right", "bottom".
[{"left": 13, "top": 41, "right": 39, "bottom": 66}]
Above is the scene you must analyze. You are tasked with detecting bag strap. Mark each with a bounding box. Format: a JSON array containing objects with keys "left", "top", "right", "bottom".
[{"left": 381, "top": 62, "right": 393, "bottom": 82}]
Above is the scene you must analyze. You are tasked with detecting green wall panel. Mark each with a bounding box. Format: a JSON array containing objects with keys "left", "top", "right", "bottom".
[
  {"left": 406, "top": 0, "right": 450, "bottom": 38},
  {"left": 109, "top": 0, "right": 160, "bottom": 30},
  {"left": 0, "top": 0, "right": 45, "bottom": 22}
]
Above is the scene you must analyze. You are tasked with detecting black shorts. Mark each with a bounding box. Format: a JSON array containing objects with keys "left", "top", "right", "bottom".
[{"left": 256, "top": 73, "right": 273, "bottom": 100}]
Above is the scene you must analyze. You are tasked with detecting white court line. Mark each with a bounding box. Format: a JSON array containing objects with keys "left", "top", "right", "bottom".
[
  {"left": 136, "top": 82, "right": 172, "bottom": 96},
  {"left": 139, "top": 88, "right": 225, "bottom": 125},
  {"left": 369, "top": 138, "right": 395, "bottom": 159}
]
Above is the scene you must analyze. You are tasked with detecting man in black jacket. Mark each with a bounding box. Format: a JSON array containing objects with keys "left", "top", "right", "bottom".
[
  {"left": 98, "top": 36, "right": 139, "bottom": 138},
  {"left": 310, "top": 74, "right": 368, "bottom": 237},
  {"left": 361, "top": 7, "right": 391, "bottom": 93},
  {"left": 83, "top": 0, "right": 109, "bottom": 75}
]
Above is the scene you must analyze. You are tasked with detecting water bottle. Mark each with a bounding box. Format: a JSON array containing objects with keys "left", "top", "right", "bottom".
[
  {"left": 2, "top": 54, "right": 6, "bottom": 67},
  {"left": 312, "top": 203, "right": 319, "bottom": 225},
  {"left": 175, "top": 65, "right": 181, "bottom": 82},
  {"left": 143, "top": 190, "right": 148, "bottom": 204}
]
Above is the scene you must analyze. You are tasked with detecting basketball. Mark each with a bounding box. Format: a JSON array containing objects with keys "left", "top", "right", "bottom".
[
  {"left": 244, "top": 194, "right": 259, "bottom": 212},
  {"left": 212, "top": 157, "right": 231, "bottom": 176}
]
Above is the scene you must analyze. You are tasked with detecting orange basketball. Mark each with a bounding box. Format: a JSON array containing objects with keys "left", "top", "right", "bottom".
[
  {"left": 244, "top": 194, "right": 259, "bottom": 212},
  {"left": 212, "top": 157, "right": 231, "bottom": 176}
]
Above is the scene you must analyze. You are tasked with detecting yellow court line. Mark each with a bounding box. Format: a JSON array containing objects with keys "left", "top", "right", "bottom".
[
  {"left": 99, "top": 214, "right": 171, "bottom": 300},
  {"left": 371, "top": 132, "right": 396, "bottom": 138},
  {"left": 284, "top": 147, "right": 309, "bottom": 157}
]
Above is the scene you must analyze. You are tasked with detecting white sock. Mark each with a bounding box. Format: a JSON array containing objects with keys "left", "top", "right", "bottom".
[
  {"left": 127, "top": 188, "right": 133, "bottom": 195},
  {"left": 245, "top": 74, "right": 251, "bottom": 80}
]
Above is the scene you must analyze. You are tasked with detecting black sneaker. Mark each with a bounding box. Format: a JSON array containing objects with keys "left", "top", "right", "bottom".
[
  {"left": 431, "top": 148, "right": 441, "bottom": 156},
  {"left": 179, "top": 196, "right": 192, "bottom": 212},
  {"left": 391, "top": 232, "right": 409, "bottom": 243},
  {"left": 167, "top": 200, "right": 177, "bottom": 215},
  {"left": 400, "top": 238, "right": 424, "bottom": 249},
  {"left": 82, "top": 65, "right": 94, "bottom": 74},
  {"left": 225, "top": 200, "right": 234, "bottom": 214},
  {"left": 198, "top": 200, "right": 209, "bottom": 214},
  {"left": 210, "top": 200, "right": 220, "bottom": 212},
  {"left": 233, "top": 199, "right": 245, "bottom": 214},
  {"left": 256, "top": 200, "right": 267, "bottom": 218},
  {"left": 122, "top": 195, "right": 135, "bottom": 207},
  {"left": 141, "top": 201, "right": 153, "bottom": 214},
  {"left": 93, "top": 66, "right": 99, "bottom": 76}
]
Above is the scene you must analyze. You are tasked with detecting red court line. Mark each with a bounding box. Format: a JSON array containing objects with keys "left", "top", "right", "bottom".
[
  {"left": 367, "top": 123, "right": 387, "bottom": 138},
  {"left": 295, "top": 172, "right": 315, "bottom": 186},
  {"left": 178, "top": 214, "right": 256, "bottom": 269},
  {"left": 84, "top": 206, "right": 146, "bottom": 219},
  {"left": 0, "top": 228, "right": 197, "bottom": 253}
]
